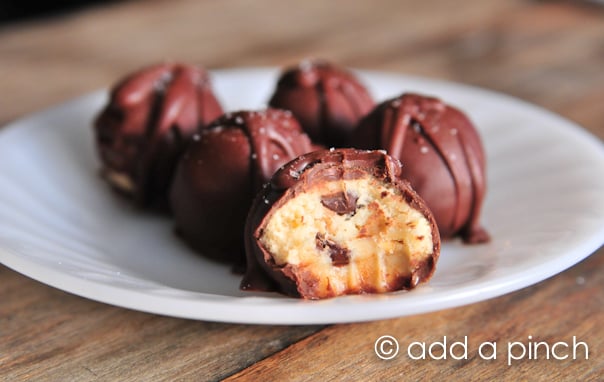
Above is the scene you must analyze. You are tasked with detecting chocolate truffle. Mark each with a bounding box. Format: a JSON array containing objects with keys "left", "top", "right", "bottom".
[
  {"left": 351, "top": 93, "right": 489, "bottom": 243},
  {"left": 94, "top": 63, "right": 223, "bottom": 207},
  {"left": 169, "top": 109, "right": 315, "bottom": 265},
  {"left": 242, "top": 148, "right": 440, "bottom": 299},
  {"left": 268, "top": 60, "right": 375, "bottom": 147}
]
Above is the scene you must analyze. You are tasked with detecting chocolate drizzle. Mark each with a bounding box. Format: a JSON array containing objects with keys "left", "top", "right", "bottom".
[
  {"left": 352, "top": 93, "right": 489, "bottom": 243},
  {"left": 207, "top": 109, "right": 312, "bottom": 192},
  {"left": 269, "top": 60, "right": 375, "bottom": 147},
  {"left": 169, "top": 109, "right": 314, "bottom": 265},
  {"left": 94, "top": 62, "right": 223, "bottom": 207}
]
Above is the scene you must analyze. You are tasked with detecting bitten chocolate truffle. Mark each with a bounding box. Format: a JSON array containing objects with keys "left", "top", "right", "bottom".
[
  {"left": 351, "top": 93, "right": 489, "bottom": 243},
  {"left": 268, "top": 60, "right": 375, "bottom": 147},
  {"left": 169, "top": 109, "right": 315, "bottom": 265},
  {"left": 242, "top": 148, "right": 440, "bottom": 299},
  {"left": 94, "top": 63, "right": 223, "bottom": 207}
]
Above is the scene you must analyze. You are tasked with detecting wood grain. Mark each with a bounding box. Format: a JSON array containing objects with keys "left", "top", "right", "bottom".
[
  {"left": 226, "top": 252, "right": 603, "bottom": 381},
  {"left": 0, "top": 265, "right": 323, "bottom": 381},
  {"left": 0, "top": 0, "right": 602, "bottom": 380}
]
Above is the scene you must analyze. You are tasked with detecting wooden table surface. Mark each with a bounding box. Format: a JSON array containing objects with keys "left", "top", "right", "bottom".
[{"left": 1, "top": 0, "right": 603, "bottom": 380}]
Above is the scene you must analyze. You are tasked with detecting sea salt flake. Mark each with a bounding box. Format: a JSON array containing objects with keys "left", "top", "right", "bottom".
[{"left": 299, "top": 59, "right": 313, "bottom": 71}]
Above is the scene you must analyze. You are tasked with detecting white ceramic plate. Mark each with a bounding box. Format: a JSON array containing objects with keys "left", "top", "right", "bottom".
[{"left": 1, "top": 68, "right": 603, "bottom": 325}]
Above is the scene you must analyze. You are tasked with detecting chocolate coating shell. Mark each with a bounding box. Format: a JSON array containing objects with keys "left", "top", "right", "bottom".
[
  {"left": 169, "top": 109, "right": 314, "bottom": 265},
  {"left": 268, "top": 60, "right": 374, "bottom": 147},
  {"left": 94, "top": 63, "right": 223, "bottom": 207},
  {"left": 351, "top": 93, "right": 489, "bottom": 243},
  {"left": 242, "top": 148, "right": 440, "bottom": 299}
]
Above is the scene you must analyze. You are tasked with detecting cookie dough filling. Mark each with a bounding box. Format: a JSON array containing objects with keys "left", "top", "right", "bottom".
[{"left": 259, "top": 176, "right": 435, "bottom": 299}]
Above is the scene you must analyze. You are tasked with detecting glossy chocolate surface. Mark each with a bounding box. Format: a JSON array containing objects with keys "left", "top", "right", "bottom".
[
  {"left": 169, "top": 109, "right": 314, "bottom": 265},
  {"left": 242, "top": 148, "right": 440, "bottom": 298},
  {"left": 269, "top": 60, "right": 374, "bottom": 147},
  {"left": 94, "top": 63, "right": 223, "bottom": 207},
  {"left": 351, "top": 93, "right": 489, "bottom": 243}
]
